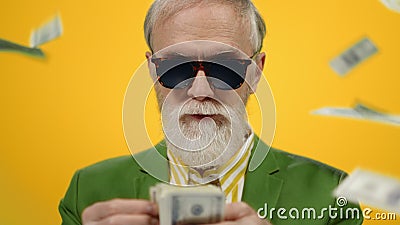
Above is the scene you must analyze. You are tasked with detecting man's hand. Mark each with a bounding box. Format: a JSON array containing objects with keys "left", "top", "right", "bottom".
[
  {"left": 205, "top": 202, "right": 272, "bottom": 225},
  {"left": 81, "top": 199, "right": 159, "bottom": 225}
]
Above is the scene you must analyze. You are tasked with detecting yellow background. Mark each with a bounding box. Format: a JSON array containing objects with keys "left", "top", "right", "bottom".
[{"left": 1, "top": 0, "right": 399, "bottom": 224}]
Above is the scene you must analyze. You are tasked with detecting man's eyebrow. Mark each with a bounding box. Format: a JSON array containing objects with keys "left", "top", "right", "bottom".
[
  {"left": 208, "top": 50, "right": 242, "bottom": 58},
  {"left": 159, "top": 50, "right": 241, "bottom": 58},
  {"left": 160, "top": 52, "right": 190, "bottom": 58}
]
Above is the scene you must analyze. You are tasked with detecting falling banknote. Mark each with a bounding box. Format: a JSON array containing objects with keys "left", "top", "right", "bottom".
[
  {"left": 30, "top": 14, "right": 63, "bottom": 47},
  {"left": 381, "top": 0, "right": 400, "bottom": 13},
  {"left": 150, "top": 183, "right": 225, "bottom": 225},
  {"left": 329, "top": 37, "right": 378, "bottom": 76},
  {"left": 312, "top": 102, "right": 400, "bottom": 126},
  {"left": 334, "top": 168, "right": 400, "bottom": 215},
  {"left": 0, "top": 38, "right": 44, "bottom": 57}
]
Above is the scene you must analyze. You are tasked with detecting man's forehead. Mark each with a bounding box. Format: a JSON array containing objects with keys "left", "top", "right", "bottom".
[{"left": 150, "top": 2, "right": 253, "bottom": 56}]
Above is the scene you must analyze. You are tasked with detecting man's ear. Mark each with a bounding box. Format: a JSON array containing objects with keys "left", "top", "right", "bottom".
[
  {"left": 146, "top": 51, "right": 157, "bottom": 82},
  {"left": 257, "top": 52, "right": 266, "bottom": 71},
  {"left": 248, "top": 52, "right": 266, "bottom": 93},
  {"left": 146, "top": 51, "right": 152, "bottom": 66}
]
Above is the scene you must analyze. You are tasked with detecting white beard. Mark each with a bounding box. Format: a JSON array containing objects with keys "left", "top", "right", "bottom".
[{"left": 162, "top": 99, "right": 250, "bottom": 170}]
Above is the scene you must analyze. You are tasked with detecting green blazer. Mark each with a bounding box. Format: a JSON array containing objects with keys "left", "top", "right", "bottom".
[{"left": 59, "top": 137, "right": 363, "bottom": 225}]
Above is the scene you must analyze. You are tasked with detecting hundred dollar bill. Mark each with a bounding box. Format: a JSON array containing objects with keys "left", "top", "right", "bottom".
[
  {"left": 381, "top": 0, "right": 400, "bottom": 13},
  {"left": 329, "top": 37, "right": 378, "bottom": 76},
  {"left": 334, "top": 168, "right": 400, "bottom": 215},
  {"left": 150, "top": 183, "right": 225, "bottom": 225},
  {"left": 30, "top": 14, "right": 63, "bottom": 47},
  {"left": 0, "top": 38, "right": 44, "bottom": 57},
  {"left": 312, "top": 103, "right": 400, "bottom": 126}
]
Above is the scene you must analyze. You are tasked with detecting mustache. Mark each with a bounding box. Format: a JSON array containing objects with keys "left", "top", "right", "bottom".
[{"left": 179, "top": 98, "right": 229, "bottom": 117}]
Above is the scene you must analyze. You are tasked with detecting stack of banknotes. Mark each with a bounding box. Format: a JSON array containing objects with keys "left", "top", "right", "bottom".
[{"left": 150, "top": 183, "right": 225, "bottom": 225}]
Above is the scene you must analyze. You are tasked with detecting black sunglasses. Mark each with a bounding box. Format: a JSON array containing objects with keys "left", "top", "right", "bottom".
[{"left": 151, "top": 57, "right": 253, "bottom": 90}]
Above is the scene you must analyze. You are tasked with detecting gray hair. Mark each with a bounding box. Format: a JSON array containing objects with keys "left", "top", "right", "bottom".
[{"left": 144, "top": 0, "right": 266, "bottom": 54}]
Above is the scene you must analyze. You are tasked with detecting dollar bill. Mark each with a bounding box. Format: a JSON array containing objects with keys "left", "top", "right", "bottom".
[
  {"left": 312, "top": 103, "right": 400, "bottom": 126},
  {"left": 381, "top": 0, "right": 400, "bottom": 13},
  {"left": 150, "top": 183, "right": 225, "bottom": 225},
  {"left": 334, "top": 168, "right": 400, "bottom": 214},
  {"left": 0, "top": 38, "right": 44, "bottom": 57},
  {"left": 329, "top": 37, "right": 378, "bottom": 76},
  {"left": 30, "top": 14, "right": 63, "bottom": 47}
]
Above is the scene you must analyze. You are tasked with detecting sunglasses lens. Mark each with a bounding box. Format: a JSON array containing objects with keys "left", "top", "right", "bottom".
[
  {"left": 207, "top": 61, "right": 246, "bottom": 90},
  {"left": 157, "top": 62, "right": 194, "bottom": 89}
]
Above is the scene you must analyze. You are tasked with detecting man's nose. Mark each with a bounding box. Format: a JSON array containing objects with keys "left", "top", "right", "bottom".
[{"left": 187, "top": 70, "right": 214, "bottom": 100}]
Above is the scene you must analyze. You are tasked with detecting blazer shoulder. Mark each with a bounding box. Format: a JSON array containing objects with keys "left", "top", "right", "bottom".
[
  {"left": 270, "top": 147, "right": 347, "bottom": 180},
  {"left": 76, "top": 144, "right": 165, "bottom": 183},
  {"left": 61, "top": 153, "right": 153, "bottom": 218},
  {"left": 79, "top": 155, "right": 139, "bottom": 175}
]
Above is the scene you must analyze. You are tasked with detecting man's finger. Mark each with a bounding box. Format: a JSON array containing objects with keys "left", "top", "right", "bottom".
[
  {"left": 92, "top": 214, "right": 159, "bottom": 225},
  {"left": 202, "top": 214, "right": 272, "bottom": 225},
  {"left": 201, "top": 221, "right": 237, "bottom": 225},
  {"left": 224, "top": 202, "right": 255, "bottom": 221},
  {"left": 82, "top": 199, "right": 158, "bottom": 223}
]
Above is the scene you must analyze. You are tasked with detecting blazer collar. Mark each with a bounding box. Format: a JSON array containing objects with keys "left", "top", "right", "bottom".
[{"left": 135, "top": 137, "right": 283, "bottom": 210}]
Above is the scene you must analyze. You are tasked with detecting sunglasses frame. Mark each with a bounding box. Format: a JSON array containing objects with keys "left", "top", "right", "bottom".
[{"left": 151, "top": 55, "right": 256, "bottom": 90}]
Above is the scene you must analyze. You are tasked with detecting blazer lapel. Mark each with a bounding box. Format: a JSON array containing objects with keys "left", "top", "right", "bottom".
[
  {"left": 134, "top": 141, "right": 169, "bottom": 182},
  {"left": 132, "top": 141, "right": 169, "bottom": 199},
  {"left": 242, "top": 137, "right": 284, "bottom": 212}
]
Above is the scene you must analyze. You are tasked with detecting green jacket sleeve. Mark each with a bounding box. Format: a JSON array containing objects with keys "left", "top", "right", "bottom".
[{"left": 59, "top": 170, "right": 82, "bottom": 225}]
